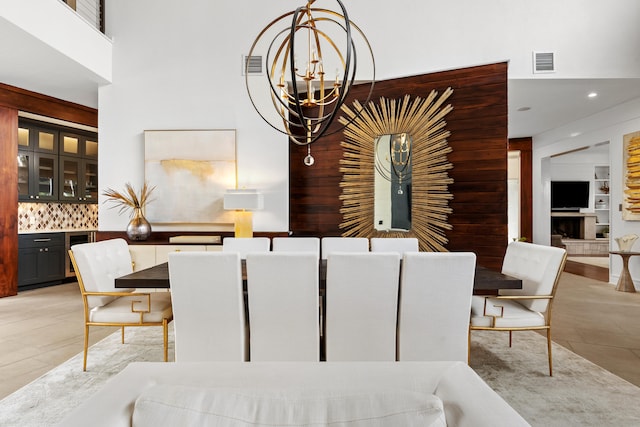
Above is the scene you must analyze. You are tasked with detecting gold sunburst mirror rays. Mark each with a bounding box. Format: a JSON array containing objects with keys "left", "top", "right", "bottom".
[{"left": 338, "top": 90, "right": 454, "bottom": 251}]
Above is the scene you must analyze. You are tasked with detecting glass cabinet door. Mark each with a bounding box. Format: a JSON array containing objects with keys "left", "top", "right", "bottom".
[
  {"left": 60, "top": 157, "right": 80, "bottom": 201},
  {"left": 82, "top": 161, "right": 98, "bottom": 201},
  {"left": 18, "top": 127, "right": 30, "bottom": 149},
  {"left": 17, "top": 151, "right": 31, "bottom": 200},
  {"left": 61, "top": 133, "right": 81, "bottom": 156},
  {"left": 84, "top": 138, "right": 98, "bottom": 159},
  {"left": 34, "top": 153, "right": 58, "bottom": 200},
  {"left": 36, "top": 129, "right": 57, "bottom": 153}
]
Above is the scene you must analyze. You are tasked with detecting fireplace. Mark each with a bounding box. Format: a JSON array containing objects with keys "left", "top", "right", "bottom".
[{"left": 550, "top": 212, "right": 596, "bottom": 240}]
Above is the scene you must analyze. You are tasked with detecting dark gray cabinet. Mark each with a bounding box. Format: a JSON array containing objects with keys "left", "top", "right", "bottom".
[
  {"left": 18, "top": 119, "right": 98, "bottom": 203},
  {"left": 59, "top": 130, "right": 99, "bottom": 203},
  {"left": 59, "top": 156, "right": 98, "bottom": 203},
  {"left": 18, "top": 233, "right": 65, "bottom": 289},
  {"left": 17, "top": 150, "right": 59, "bottom": 202}
]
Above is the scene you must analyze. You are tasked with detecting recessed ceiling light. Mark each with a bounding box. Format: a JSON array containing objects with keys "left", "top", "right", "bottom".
[
  {"left": 570, "top": 132, "right": 581, "bottom": 137},
  {"left": 517, "top": 106, "right": 531, "bottom": 112},
  {"left": 588, "top": 92, "right": 598, "bottom": 98}
]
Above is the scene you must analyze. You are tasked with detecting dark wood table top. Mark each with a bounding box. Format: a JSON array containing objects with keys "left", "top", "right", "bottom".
[{"left": 115, "top": 261, "right": 522, "bottom": 291}]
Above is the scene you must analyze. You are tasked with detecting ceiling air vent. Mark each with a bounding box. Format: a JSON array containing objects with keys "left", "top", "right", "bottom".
[
  {"left": 533, "top": 51, "right": 555, "bottom": 73},
  {"left": 242, "top": 55, "right": 263, "bottom": 75}
]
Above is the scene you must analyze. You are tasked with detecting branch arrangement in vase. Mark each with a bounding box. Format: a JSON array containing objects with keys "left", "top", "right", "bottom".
[{"left": 102, "top": 182, "right": 156, "bottom": 217}]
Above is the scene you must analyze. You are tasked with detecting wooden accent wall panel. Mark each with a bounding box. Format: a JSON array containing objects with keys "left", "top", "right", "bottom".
[
  {"left": 0, "top": 83, "right": 97, "bottom": 128},
  {"left": 0, "top": 106, "right": 19, "bottom": 297},
  {"left": 289, "top": 63, "right": 509, "bottom": 270},
  {"left": 0, "top": 83, "right": 98, "bottom": 297}
]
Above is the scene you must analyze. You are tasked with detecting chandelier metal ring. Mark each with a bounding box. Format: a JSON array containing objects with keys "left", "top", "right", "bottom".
[{"left": 246, "top": 0, "right": 375, "bottom": 163}]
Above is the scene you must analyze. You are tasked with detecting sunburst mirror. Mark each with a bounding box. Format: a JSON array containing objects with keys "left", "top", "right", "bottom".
[{"left": 338, "top": 90, "right": 454, "bottom": 251}]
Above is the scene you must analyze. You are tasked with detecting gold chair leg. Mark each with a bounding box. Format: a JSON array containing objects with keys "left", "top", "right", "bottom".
[
  {"left": 163, "top": 318, "right": 169, "bottom": 362},
  {"left": 83, "top": 324, "right": 89, "bottom": 372},
  {"left": 547, "top": 328, "right": 553, "bottom": 376},
  {"left": 121, "top": 326, "right": 125, "bottom": 344},
  {"left": 467, "top": 328, "right": 471, "bottom": 365}
]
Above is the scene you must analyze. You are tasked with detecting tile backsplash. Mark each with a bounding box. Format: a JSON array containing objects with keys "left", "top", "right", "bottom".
[{"left": 18, "top": 203, "right": 98, "bottom": 232}]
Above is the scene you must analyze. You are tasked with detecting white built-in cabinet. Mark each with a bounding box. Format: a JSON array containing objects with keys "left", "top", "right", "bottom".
[
  {"left": 129, "top": 245, "right": 222, "bottom": 272},
  {"left": 594, "top": 165, "right": 610, "bottom": 238}
]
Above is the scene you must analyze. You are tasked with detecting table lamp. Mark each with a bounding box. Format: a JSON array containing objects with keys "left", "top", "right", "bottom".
[{"left": 223, "top": 189, "right": 263, "bottom": 237}]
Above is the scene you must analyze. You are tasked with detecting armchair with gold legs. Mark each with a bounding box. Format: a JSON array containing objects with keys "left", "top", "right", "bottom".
[
  {"left": 69, "top": 238, "right": 173, "bottom": 371},
  {"left": 469, "top": 241, "right": 567, "bottom": 376}
]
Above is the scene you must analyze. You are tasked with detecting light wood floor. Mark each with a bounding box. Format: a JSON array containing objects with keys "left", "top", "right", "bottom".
[
  {"left": 0, "top": 283, "right": 118, "bottom": 400},
  {"left": 1, "top": 266, "right": 639, "bottom": 400},
  {"left": 552, "top": 260, "right": 640, "bottom": 386}
]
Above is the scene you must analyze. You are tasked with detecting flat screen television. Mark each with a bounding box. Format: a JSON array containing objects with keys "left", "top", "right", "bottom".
[{"left": 551, "top": 181, "right": 590, "bottom": 211}]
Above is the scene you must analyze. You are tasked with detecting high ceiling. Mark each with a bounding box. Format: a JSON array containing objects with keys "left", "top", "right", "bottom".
[
  {"left": 508, "top": 78, "right": 640, "bottom": 140},
  {"left": 2, "top": 18, "right": 640, "bottom": 140}
]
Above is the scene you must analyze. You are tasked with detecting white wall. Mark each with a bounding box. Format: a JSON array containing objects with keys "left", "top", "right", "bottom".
[
  {"left": 0, "top": 0, "right": 111, "bottom": 106},
  {"left": 98, "top": 0, "right": 640, "bottom": 232}
]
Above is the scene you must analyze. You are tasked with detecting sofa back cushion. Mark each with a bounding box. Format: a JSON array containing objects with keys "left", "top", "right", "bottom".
[{"left": 132, "top": 385, "right": 446, "bottom": 427}]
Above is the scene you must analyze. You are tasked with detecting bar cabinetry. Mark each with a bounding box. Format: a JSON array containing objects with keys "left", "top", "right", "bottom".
[
  {"left": 18, "top": 233, "right": 65, "bottom": 290},
  {"left": 18, "top": 119, "right": 98, "bottom": 203},
  {"left": 17, "top": 124, "right": 59, "bottom": 201}
]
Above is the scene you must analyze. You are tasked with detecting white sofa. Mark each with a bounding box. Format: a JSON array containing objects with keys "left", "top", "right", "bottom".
[{"left": 60, "top": 361, "right": 529, "bottom": 427}]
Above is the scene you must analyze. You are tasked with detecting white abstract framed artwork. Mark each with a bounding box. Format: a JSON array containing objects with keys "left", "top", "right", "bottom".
[{"left": 144, "top": 130, "right": 237, "bottom": 224}]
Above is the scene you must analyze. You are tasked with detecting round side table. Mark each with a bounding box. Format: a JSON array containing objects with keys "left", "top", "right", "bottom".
[{"left": 609, "top": 251, "right": 640, "bottom": 292}]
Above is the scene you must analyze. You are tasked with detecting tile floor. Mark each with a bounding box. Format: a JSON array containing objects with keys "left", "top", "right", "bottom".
[{"left": 0, "top": 263, "right": 639, "bottom": 400}]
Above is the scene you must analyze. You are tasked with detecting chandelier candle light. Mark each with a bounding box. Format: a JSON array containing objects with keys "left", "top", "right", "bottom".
[{"left": 245, "top": 0, "right": 375, "bottom": 166}]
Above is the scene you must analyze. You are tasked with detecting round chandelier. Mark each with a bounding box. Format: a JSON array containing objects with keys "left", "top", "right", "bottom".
[{"left": 246, "top": 0, "right": 375, "bottom": 166}]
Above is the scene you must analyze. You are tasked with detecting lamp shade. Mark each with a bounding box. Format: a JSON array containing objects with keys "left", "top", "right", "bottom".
[{"left": 224, "top": 189, "right": 264, "bottom": 210}]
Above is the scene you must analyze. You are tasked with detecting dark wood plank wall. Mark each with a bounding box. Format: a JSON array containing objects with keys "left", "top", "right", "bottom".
[
  {"left": 289, "top": 63, "right": 509, "bottom": 270},
  {"left": 0, "top": 83, "right": 98, "bottom": 297}
]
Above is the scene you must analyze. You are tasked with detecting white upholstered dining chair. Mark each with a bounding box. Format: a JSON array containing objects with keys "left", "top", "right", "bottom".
[
  {"left": 222, "top": 237, "right": 270, "bottom": 259},
  {"left": 324, "top": 252, "right": 401, "bottom": 361},
  {"left": 469, "top": 241, "right": 567, "bottom": 376},
  {"left": 168, "top": 251, "right": 247, "bottom": 362},
  {"left": 397, "top": 252, "right": 476, "bottom": 362},
  {"left": 245, "top": 252, "right": 320, "bottom": 361},
  {"left": 370, "top": 237, "right": 419, "bottom": 254},
  {"left": 272, "top": 237, "right": 320, "bottom": 257},
  {"left": 320, "top": 237, "right": 369, "bottom": 259},
  {"left": 68, "top": 238, "right": 173, "bottom": 371}
]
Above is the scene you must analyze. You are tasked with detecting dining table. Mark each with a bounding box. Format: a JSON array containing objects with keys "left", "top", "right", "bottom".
[{"left": 114, "top": 260, "right": 522, "bottom": 292}]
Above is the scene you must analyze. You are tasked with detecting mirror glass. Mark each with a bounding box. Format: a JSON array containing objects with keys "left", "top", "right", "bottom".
[{"left": 374, "top": 133, "right": 412, "bottom": 231}]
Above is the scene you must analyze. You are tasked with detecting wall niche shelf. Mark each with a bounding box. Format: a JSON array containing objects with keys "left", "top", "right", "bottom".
[{"left": 594, "top": 165, "right": 610, "bottom": 238}]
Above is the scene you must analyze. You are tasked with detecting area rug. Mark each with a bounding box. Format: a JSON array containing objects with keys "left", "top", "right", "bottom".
[
  {"left": 1, "top": 326, "right": 639, "bottom": 427},
  {"left": 470, "top": 330, "right": 640, "bottom": 426}
]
